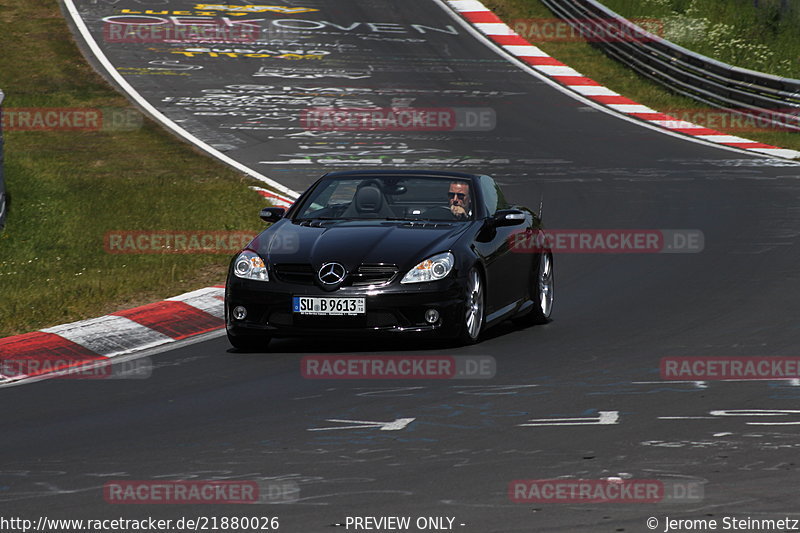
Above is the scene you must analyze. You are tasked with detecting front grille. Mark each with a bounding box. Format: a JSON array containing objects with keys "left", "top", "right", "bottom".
[
  {"left": 350, "top": 264, "right": 398, "bottom": 287},
  {"left": 273, "top": 264, "right": 314, "bottom": 285},
  {"left": 273, "top": 263, "right": 398, "bottom": 286}
]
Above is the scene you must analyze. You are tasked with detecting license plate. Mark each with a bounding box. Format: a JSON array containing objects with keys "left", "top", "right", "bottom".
[{"left": 293, "top": 296, "right": 365, "bottom": 316}]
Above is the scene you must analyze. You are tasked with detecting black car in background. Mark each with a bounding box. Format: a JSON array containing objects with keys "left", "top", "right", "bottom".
[{"left": 225, "top": 170, "right": 553, "bottom": 350}]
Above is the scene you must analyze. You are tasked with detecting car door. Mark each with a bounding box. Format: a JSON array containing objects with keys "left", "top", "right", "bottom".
[{"left": 474, "top": 175, "right": 532, "bottom": 316}]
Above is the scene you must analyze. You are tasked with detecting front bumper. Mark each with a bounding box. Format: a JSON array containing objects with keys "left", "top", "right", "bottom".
[{"left": 225, "top": 275, "right": 466, "bottom": 338}]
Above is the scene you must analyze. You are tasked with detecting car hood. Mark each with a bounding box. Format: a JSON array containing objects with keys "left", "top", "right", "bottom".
[{"left": 253, "top": 219, "right": 471, "bottom": 271}]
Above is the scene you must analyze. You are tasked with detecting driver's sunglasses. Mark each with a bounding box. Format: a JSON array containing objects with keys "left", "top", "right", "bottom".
[{"left": 448, "top": 192, "right": 467, "bottom": 199}]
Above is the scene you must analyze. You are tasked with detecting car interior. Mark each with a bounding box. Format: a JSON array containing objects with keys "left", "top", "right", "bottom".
[{"left": 298, "top": 178, "right": 472, "bottom": 221}]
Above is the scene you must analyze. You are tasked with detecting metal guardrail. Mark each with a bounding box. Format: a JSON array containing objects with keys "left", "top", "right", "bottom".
[
  {"left": 539, "top": 0, "right": 800, "bottom": 132},
  {"left": 0, "top": 89, "right": 6, "bottom": 231}
]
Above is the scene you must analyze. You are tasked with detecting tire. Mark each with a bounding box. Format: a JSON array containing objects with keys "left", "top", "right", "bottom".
[
  {"left": 226, "top": 327, "right": 271, "bottom": 352},
  {"left": 513, "top": 252, "right": 554, "bottom": 326},
  {"left": 456, "top": 267, "right": 485, "bottom": 345}
]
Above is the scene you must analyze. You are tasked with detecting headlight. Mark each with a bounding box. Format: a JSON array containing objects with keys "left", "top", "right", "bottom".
[
  {"left": 233, "top": 250, "right": 268, "bottom": 281},
  {"left": 401, "top": 252, "right": 454, "bottom": 284}
]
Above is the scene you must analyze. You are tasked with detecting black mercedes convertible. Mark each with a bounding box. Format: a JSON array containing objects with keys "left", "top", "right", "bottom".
[{"left": 225, "top": 170, "right": 553, "bottom": 350}]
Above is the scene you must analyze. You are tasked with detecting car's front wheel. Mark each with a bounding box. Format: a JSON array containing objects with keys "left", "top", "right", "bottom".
[{"left": 456, "top": 267, "right": 485, "bottom": 345}]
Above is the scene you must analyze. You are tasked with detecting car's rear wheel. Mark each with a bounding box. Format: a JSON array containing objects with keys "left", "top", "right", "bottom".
[
  {"left": 457, "top": 267, "right": 485, "bottom": 345},
  {"left": 514, "top": 252, "right": 554, "bottom": 326}
]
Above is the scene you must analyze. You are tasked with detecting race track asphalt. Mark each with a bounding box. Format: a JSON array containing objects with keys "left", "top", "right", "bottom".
[{"left": 3, "top": 1, "right": 800, "bottom": 531}]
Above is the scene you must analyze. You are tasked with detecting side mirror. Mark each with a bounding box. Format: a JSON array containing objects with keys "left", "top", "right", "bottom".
[
  {"left": 490, "top": 209, "right": 526, "bottom": 227},
  {"left": 260, "top": 207, "right": 285, "bottom": 223}
]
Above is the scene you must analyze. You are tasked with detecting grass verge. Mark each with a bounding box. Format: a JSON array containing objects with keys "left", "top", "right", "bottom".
[
  {"left": 0, "top": 0, "right": 274, "bottom": 337},
  {"left": 484, "top": 0, "right": 800, "bottom": 152}
]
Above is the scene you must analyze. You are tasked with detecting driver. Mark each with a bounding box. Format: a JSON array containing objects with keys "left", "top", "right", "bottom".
[{"left": 448, "top": 181, "right": 471, "bottom": 219}]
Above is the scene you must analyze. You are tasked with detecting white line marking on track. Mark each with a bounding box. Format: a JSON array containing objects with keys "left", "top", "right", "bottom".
[
  {"left": 658, "top": 416, "right": 716, "bottom": 420},
  {"left": 519, "top": 410, "right": 619, "bottom": 426},
  {"left": 308, "top": 418, "right": 416, "bottom": 431},
  {"left": 61, "top": 0, "right": 299, "bottom": 198}
]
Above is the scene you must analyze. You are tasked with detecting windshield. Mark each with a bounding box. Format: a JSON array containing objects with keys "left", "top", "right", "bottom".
[{"left": 294, "top": 175, "right": 475, "bottom": 221}]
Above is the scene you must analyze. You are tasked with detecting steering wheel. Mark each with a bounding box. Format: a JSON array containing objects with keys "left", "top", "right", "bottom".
[{"left": 422, "top": 205, "right": 459, "bottom": 220}]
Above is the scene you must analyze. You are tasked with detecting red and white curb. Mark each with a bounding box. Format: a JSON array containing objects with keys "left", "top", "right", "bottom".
[
  {"left": 250, "top": 186, "right": 294, "bottom": 209},
  {"left": 0, "top": 191, "right": 290, "bottom": 385},
  {"left": 444, "top": 0, "right": 800, "bottom": 160},
  {"left": 0, "top": 285, "right": 226, "bottom": 383}
]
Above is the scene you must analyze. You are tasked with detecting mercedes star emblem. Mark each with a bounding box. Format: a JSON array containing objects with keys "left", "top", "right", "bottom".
[{"left": 318, "top": 262, "right": 347, "bottom": 285}]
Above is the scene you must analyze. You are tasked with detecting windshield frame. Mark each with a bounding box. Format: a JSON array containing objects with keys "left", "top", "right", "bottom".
[{"left": 290, "top": 174, "right": 480, "bottom": 223}]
